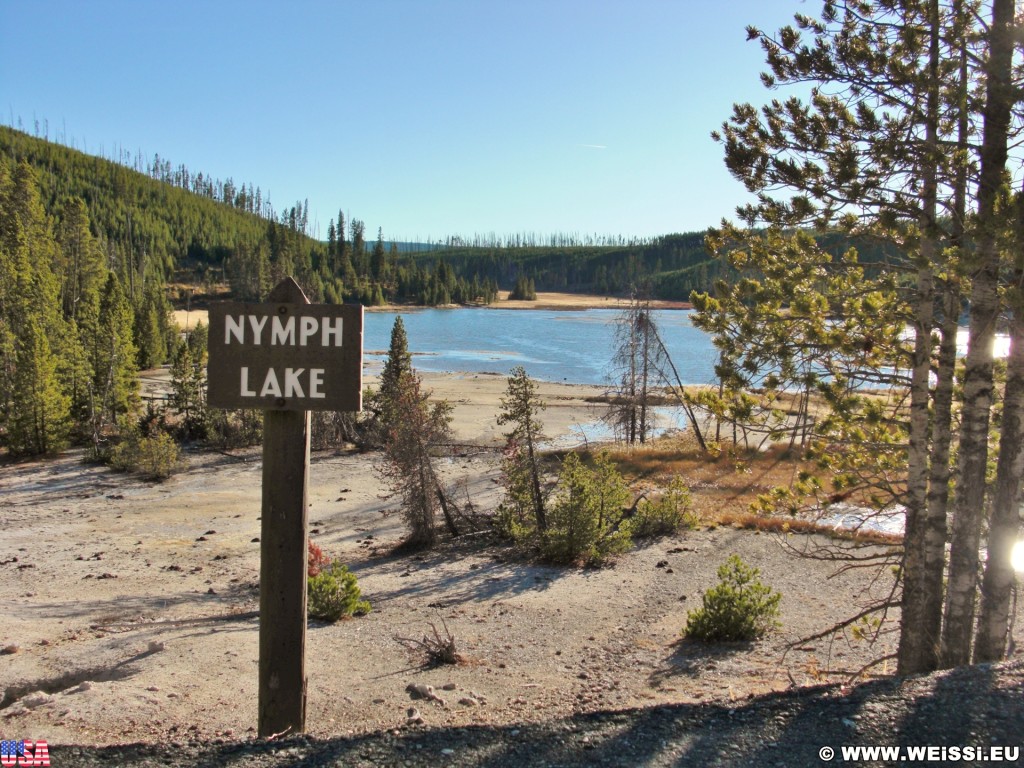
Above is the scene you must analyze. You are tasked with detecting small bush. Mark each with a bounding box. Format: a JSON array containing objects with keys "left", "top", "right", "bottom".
[
  {"left": 494, "top": 501, "right": 533, "bottom": 543},
  {"left": 684, "top": 554, "right": 781, "bottom": 642},
  {"left": 308, "top": 561, "right": 371, "bottom": 622},
  {"left": 109, "top": 432, "right": 183, "bottom": 479},
  {"left": 205, "top": 408, "right": 263, "bottom": 449},
  {"left": 633, "top": 477, "right": 697, "bottom": 537},
  {"left": 541, "top": 451, "right": 632, "bottom": 566}
]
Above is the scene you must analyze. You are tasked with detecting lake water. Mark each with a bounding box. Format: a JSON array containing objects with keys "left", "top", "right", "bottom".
[
  {"left": 364, "top": 308, "right": 719, "bottom": 386},
  {"left": 364, "top": 307, "right": 1011, "bottom": 387}
]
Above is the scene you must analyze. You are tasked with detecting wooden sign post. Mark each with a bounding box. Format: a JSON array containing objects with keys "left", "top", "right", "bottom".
[{"left": 207, "top": 277, "right": 363, "bottom": 738}]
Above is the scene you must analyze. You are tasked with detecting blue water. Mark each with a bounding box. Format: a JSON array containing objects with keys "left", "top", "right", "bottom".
[{"left": 363, "top": 308, "right": 718, "bottom": 386}]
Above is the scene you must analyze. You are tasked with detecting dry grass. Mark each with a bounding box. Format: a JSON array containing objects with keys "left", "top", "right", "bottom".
[{"left": 578, "top": 435, "right": 903, "bottom": 546}]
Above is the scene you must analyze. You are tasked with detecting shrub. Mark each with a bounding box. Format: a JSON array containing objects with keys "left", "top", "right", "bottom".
[
  {"left": 541, "top": 451, "right": 632, "bottom": 566},
  {"left": 684, "top": 554, "right": 781, "bottom": 642},
  {"left": 494, "top": 502, "right": 532, "bottom": 543},
  {"left": 307, "top": 561, "right": 371, "bottom": 622},
  {"left": 633, "top": 476, "right": 697, "bottom": 537},
  {"left": 109, "top": 432, "right": 183, "bottom": 479},
  {"left": 205, "top": 408, "right": 263, "bottom": 449}
]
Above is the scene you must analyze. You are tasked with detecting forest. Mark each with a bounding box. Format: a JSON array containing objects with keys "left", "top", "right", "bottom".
[{"left": 1, "top": 123, "right": 910, "bottom": 312}]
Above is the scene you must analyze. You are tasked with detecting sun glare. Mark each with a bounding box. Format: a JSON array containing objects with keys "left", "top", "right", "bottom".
[{"left": 1012, "top": 540, "right": 1024, "bottom": 573}]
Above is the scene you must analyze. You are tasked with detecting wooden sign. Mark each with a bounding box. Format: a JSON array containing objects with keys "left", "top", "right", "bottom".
[
  {"left": 205, "top": 277, "right": 364, "bottom": 739},
  {"left": 207, "top": 290, "right": 363, "bottom": 412}
]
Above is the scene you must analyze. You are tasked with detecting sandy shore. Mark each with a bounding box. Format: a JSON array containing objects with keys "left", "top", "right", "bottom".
[
  {"left": 413, "top": 372, "right": 608, "bottom": 447},
  {"left": 170, "top": 291, "right": 689, "bottom": 332},
  {"left": 140, "top": 366, "right": 612, "bottom": 450}
]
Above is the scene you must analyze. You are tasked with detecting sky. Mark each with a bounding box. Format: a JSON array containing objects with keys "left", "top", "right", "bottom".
[{"left": 1, "top": 1, "right": 808, "bottom": 243}]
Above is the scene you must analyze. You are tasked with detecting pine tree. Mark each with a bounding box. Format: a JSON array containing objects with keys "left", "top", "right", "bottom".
[
  {"left": 542, "top": 451, "right": 631, "bottom": 565},
  {"left": 709, "top": 0, "right": 1024, "bottom": 673},
  {"left": 56, "top": 197, "right": 104, "bottom": 322},
  {"left": 8, "top": 315, "right": 71, "bottom": 455},
  {"left": 170, "top": 326, "right": 207, "bottom": 440},
  {"left": 940, "top": 0, "right": 1018, "bottom": 668},
  {"left": 376, "top": 316, "right": 412, "bottom": 421},
  {"left": 88, "top": 272, "right": 139, "bottom": 449},
  {"left": 378, "top": 370, "right": 453, "bottom": 548},
  {"left": 136, "top": 282, "right": 173, "bottom": 369},
  {"left": 371, "top": 227, "right": 386, "bottom": 282},
  {"left": 497, "top": 366, "right": 548, "bottom": 531}
]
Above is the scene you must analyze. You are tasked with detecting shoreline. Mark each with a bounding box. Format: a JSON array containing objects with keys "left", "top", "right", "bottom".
[{"left": 171, "top": 292, "right": 691, "bottom": 332}]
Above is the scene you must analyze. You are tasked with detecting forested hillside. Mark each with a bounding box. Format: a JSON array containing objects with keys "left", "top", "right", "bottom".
[
  {"left": 0, "top": 126, "right": 497, "bottom": 307},
  {"left": 1, "top": 126, "right": 742, "bottom": 305},
  {"left": 408, "top": 232, "right": 723, "bottom": 300}
]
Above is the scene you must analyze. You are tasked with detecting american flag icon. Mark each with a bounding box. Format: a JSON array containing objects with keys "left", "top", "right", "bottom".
[
  {"left": 0, "top": 740, "right": 24, "bottom": 759},
  {"left": 0, "top": 739, "right": 48, "bottom": 766}
]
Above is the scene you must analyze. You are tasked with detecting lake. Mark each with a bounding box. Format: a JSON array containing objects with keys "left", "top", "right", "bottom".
[
  {"left": 364, "top": 308, "right": 719, "bottom": 386},
  {"left": 363, "top": 307, "right": 1012, "bottom": 388}
]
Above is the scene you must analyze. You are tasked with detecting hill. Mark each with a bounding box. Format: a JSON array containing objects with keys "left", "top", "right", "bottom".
[
  {"left": 2, "top": 126, "right": 736, "bottom": 305},
  {"left": 0, "top": 125, "right": 339, "bottom": 302}
]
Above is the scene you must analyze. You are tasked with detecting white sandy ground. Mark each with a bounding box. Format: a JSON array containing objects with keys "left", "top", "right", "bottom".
[{"left": 2, "top": 371, "right": 1018, "bottom": 747}]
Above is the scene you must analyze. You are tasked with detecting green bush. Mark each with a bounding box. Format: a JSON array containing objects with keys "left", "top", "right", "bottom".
[
  {"left": 308, "top": 561, "right": 371, "bottom": 622},
  {"left": 684, "top": 554, "right": 781, "bottom": 642},
  {"left": 633, "top": 477, "right": 698, "bottom": 537},
  {"left": 109, "top": 432, "right": 183, "bottom": 479},
  {"left": 541, "top": 451, "right": 632, "bottom": 566},
  {"left": 494, "top": 502, "right": 533, "bottom": 543}
]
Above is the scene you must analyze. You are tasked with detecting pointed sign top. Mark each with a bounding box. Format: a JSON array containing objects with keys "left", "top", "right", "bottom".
[{"left": 267, "top": 276, "right": 310, "bottom": 305}]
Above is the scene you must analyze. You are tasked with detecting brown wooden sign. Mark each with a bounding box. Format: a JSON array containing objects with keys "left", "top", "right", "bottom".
[
  {"left": 205, "top": 277, "right": 366, "bottom": 738},
  {"left": 207, "top": 290, "right": 363, "bottom": 412}
]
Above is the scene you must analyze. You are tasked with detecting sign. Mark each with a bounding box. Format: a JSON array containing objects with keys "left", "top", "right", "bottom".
[
  {"left": 207, "top": 296, "right": 363, "bottom": 412},
  {"left": 205, "top": 277, "right": 365, "bottom": 738}
]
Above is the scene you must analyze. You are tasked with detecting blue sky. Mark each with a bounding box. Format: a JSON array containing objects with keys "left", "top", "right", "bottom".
[{"left": 1, "top": 1, "right": 805, "bottom": 242}]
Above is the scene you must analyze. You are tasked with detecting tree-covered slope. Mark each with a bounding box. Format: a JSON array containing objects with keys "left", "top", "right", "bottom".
[{"left": 0, "top": 125, "right": 305, "bottom": 279}]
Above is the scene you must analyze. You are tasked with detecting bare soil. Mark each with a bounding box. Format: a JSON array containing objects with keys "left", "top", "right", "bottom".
[{"left": 1, "top": 374, "right": 1020, "bottom": 757}]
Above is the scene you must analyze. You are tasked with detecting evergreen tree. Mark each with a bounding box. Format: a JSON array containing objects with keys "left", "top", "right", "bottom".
[
  {"left": 170, "top": 325, "right": 208, "bottom": 440},
  {"left": 542, "top": 451, "right": 631, "bottom": 565},
  {"left": 350, "top": 219, "right": 366, "bottom": 277},
  {"left": 371, "top": 227, "right": 386, "bottom": 282},
  {"left": 136, "top": 281, "right": 173, "bottom": 369},
  {"left": 497, "top": 366, "right": 548, "bottom": 531},
  {"left": 88, "top": 272, "right": 139, "bottom": 449},
  {"left": 708, "top": 0, "right": 1024, "bottom": 673},
  {"left": 941, "top": 0, "right": 1018, "bottom": 668},
  {"left": 378, "top": 370, "right": 454, "bottom": 547},
  {"left": 370, "top": 316, "right": 413, "bottom": 442},
  {"left": 56, "top": 197, "right": 104, "bottom": 321},
  {"left": 8, "top": 315, "right": 71, "bottom": 455}
]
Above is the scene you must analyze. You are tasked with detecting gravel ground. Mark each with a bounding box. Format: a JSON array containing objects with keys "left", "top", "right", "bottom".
[{"left": 47, "top": 658, "right": 1024, "bottom": 767}]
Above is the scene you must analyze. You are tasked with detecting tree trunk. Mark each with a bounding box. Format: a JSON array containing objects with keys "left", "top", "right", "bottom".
[
  {"left": 917, "top": 17, "right": 966, "bottom": 668},
  {"left": 436, "top": 482, "right": 460, "bottom": 538},
  {"left": 899, "top": 261, "right": 938, "bottom": 675},
  {"left": 974, "top": 265, "right": 1024, "bottom": 661},
  {"left": 940, "top": 0, "right": 1015, "bottom": 669},
  {"left": 526, "top": 426, "right": 546, "bottom": 531}
]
